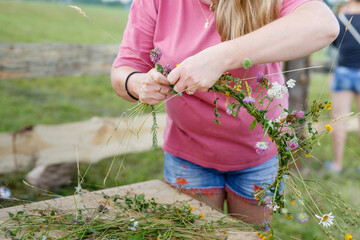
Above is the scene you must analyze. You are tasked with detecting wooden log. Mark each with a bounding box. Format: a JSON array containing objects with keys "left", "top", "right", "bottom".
[
  {"left": 0, "top": 114, "right": 166, "bottom": 173},
  {"left": 0, "top": 180, "right": 258, "bottom": 239},
  {"left": 0, "top": 43, "right": 119, "bottom": 80}
]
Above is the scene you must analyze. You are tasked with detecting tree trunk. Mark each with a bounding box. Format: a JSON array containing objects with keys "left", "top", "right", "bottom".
[{"left": 284, "top": 57, "right": 310, "bottom": 112}]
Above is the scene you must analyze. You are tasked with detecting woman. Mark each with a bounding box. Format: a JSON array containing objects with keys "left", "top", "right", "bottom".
[
  {"left": 327, "top": 0, "right": 360, "bottom": 173},
  {"left": 111, "top": 0, "right": 339, "bottom": 225}
]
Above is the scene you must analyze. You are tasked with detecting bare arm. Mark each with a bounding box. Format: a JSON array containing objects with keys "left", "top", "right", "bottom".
[{"left": 168, "top": 1, "right": 340, "bottom": 93}]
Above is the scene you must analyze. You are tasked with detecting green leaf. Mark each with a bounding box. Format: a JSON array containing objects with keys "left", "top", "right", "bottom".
[
  {"left": 155, "top": 64, "right": 163, "bottom": 74},
  {"left": 250, "top": 120, "right": 257, "bottom": 130},
  {"left": 128, "top": 233, "right": 144, "bottom": 240},
  {"left": 298, "top": 118, "right": 306, "bottom": 124},
  {"left": 8, "top": 212, "right": 14, "bottom": 219},
  {"left": 170, "top": 84, "right": 178, "bottom": 95},
  {"left": 289, "top": 106, "right": 295, "bottom": 113}
]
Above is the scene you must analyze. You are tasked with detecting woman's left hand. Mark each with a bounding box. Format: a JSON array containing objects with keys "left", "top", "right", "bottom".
[{"left": 167, "top": 47, "right": 226, "bottom": 95}]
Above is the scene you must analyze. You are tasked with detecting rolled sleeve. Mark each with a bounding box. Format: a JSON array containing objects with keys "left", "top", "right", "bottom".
[
  {"left": 112, "top": 0, "right": 157, "bottom": 73},
  {"left": 280, "top": 0, "right": 324, "bottom": 17}
]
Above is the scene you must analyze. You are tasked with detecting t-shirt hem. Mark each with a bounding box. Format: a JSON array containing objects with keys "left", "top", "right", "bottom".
[{"left": 163, "top": 143, "right": 278, "bottom": 172}]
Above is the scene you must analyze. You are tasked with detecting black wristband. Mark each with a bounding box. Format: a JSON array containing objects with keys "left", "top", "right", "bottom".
[{"left": 125, "top": 71, "right": 141, "bottom": 101}]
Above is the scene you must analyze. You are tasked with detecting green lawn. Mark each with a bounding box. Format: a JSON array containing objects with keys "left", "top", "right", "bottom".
[
  {"left": 0, "top": 0, "right": 136, "bottom": 132},
  {"left": 0, "top": 0, "right": 128, "bottom": 43},
  {"left": 0, "top": 75, "right": 138, "bottom": 132}
]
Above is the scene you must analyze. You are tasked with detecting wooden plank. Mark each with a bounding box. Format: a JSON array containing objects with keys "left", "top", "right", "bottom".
[
  {"left": 0, "top": 114, "right": 166, "bottom": 173},
  {"left": 0, "top": 180, "right": 257, "bottom": 239}
]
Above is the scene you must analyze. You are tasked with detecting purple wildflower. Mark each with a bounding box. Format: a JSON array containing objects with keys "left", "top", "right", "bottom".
[
  {"left": 265, "top": 196, "right": 272, "bottom": 205},
  {"left": 287, "top": 138, "right": 298, "bottom": 149},
  {"left": 256, "top": 72, "right": 265, "bottom": 83},
  {"left": 98, "top": 204, "right": 109, "bottom": 213},
  {"left": 296, "top": 212, "right": 309, "bottom": 223},
  {"left": 244, "top": 96, "right": 256, "bottom": 104},
  {"left": 150, "top": 47, "right": 162, "bottom": 64},
  {"left": 162, "top": 64, "right": 173, "bottom": 77},
  {"left": 256, "top": 72, "right": 270, "bottom": 87},
  {"left": 72, "top": 218, "right": 79, "bottom": 224},
  {"left": 255, "top": 142, "right": 269, "bottom": 154},
  {"left": 293, "top": 110, "right": 305, "bottom": 119},
  {"left": 262, "top": 219, "right": 269, "bottom": 231},
  {"left": 86, "top": 217, "right": 92, "bottom": 222}
]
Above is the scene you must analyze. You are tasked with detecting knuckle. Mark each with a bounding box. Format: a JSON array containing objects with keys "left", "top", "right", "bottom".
[{"left": 143, "top": 79, "right": 152, "bottom": 86}]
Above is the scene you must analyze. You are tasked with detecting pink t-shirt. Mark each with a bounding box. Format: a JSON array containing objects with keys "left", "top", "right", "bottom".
[{"left": 113, "top": 0, "right": 320, "bottom": 171}]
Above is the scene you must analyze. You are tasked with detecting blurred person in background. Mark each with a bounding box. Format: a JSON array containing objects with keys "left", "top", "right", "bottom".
[{"left": 327, "top": 0, "right": 360, "bottom": 173}]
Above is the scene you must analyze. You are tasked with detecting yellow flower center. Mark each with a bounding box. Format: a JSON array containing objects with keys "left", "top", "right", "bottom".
[
  {"left": 322, "top": 215, "right": 328, "bottom": 222},
  {"left": 345, "top": 233, "right": 352, "bottom": 240},
  {"left": 325, "top": 124, "right": 332, "bottom": 132}
]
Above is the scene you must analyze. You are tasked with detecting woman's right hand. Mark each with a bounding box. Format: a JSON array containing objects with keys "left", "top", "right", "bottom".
[{"left": 136, "top": 68, "right": 172, "bottom": 105}]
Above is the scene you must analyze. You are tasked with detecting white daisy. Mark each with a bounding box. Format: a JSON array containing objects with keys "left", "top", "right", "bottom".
[
  {"left": 274, "top": 111, "right": 288, "bottom": 123},
  {"left": 315, "top": 212, "right": 334, "bottom": 228},
  {"left": 75, "top": 185, "right": 84, "bottom": 195}
]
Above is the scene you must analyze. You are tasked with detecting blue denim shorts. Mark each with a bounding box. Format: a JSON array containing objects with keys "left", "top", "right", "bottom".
[
  {"left": 164, "top": 152, "right": 281, "bottom": 203},
  {"left": 332, "top": 66, "right": 360, "bottom": 93}
]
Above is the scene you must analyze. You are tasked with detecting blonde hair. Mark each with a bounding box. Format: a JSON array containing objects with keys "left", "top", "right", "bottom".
[{"left": 213, "top": 0, "right": 279, "bottom": 41}]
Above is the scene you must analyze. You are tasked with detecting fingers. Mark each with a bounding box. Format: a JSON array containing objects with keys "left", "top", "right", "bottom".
[
  {"left": 168, "top": 66, "right": 193, "bottom": 94},
  {"left": 167, "top": 63, "right": 212, "bottom": 95},
  {"left": 139, "top": 84, "right": 168, "bottom": 105},
  {"left": 158, "top": 84, "right": 172, "bottom": 95},
  {"left": 138, "top": 69, "right": 173, "bottom": 105},
  {"left": 149, "top": 68, "right": 170, "bottom": 85},
  {"left": 167, "top": 67, "right": 180, "bottom": 86},
  {"left": 186, "top": 89, "right": 196, "bottom": 95}
]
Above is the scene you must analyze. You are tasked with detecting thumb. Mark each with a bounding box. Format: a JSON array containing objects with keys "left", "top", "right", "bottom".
[{"left": 167, "top": 66, "right": 180, "bottom": 85}]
